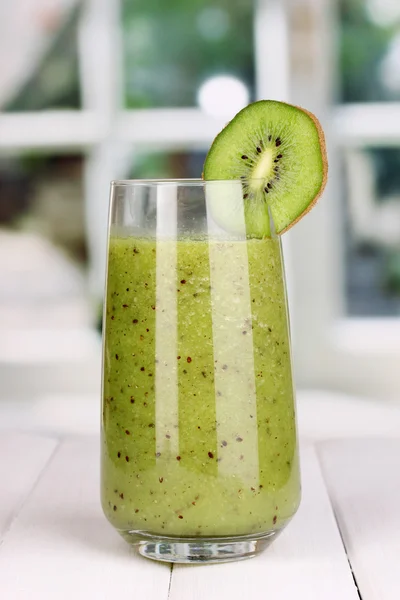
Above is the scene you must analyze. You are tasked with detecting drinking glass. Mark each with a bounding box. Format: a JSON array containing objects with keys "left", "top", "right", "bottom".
[{"left": 101, "top": 180, "right": 300, "bottom": 563}]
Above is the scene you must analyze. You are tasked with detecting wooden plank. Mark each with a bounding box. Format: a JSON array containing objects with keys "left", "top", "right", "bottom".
[
  {"left": 0, "top": 438, "right": 171, "bottom": 600},
  {"left": 0, "top": 432, "right": 58, "bottom": 538},
  {"left": 169, "top": 444, "right": 359, "bottom": 600},
  {"left": 318, "top": 438, "right": 400, "bottom": 600},
  {"left": 297, "top": 390, "right": 400, "bottom": 442},
  {"left": 0, "top": 394, "right": 99, "bottom": 437}
]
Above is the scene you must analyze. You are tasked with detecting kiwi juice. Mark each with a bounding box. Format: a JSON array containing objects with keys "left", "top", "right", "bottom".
[{"left": 101, "top": 234, "right": 300, "bottom": 537}]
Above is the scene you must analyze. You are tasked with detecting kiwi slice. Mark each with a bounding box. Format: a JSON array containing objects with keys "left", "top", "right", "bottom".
[{"left": 203, "top": 100, "right": 327, "bottom": 237}]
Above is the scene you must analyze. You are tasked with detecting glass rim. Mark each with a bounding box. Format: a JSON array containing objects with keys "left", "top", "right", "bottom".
[{"left": 111, "top": 178, "right": 266, "bottom": 187}]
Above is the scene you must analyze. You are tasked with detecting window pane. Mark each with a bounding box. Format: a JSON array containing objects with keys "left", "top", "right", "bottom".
[
  {"left": 0, "top": 154, "right": 89, "bottom": 329},
  {"left": 344, "top": 147, "right": 400, "bottom": 315},
  {"left": 340, "top": 0, "right": 400, "bottom": 103},
  {"left": 122, "top": 0, "right": 254, "bottom": 109},
  {"left": 129, "top": 151, "right": 206, "bottom": 179},
  {"left": 4, "top": 9, "right": 81, "bottom": 112}
]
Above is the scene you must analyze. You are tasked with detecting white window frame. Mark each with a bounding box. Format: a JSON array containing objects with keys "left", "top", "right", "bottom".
[{"left": 1, "top": 0, "right": 398, "bottom": 398}]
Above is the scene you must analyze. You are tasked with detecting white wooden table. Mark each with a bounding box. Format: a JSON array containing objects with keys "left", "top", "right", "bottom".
[{"left": 1, "top": 391, "right": 400, "bottom": 600}]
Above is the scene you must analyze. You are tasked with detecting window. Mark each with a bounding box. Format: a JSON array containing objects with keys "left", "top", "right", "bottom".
[
  {"left": 12, "top": 1, "right": 378, "bottom": 396},
  {"left": 286, "top": 0, "right": 400, "bottom": 398}
]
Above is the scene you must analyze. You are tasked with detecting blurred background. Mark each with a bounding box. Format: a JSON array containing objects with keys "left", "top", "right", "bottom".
[{"left": 1, "top": 0, "right": 400, "bottom": 418}]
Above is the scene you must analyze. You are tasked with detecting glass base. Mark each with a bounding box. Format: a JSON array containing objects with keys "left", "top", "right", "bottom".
[{"left": 119, "top": 529, "right": 282, "bottom": 564}]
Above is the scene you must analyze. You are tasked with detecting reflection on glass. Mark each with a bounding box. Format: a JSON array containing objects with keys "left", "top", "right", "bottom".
[{"left": 101, "top": 181, "right": 300, "bottom": 563}]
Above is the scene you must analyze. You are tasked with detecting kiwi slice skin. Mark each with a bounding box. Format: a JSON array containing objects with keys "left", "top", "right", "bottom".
[{"left": 203, "top": 100, "right": 328, "bottom": 237}]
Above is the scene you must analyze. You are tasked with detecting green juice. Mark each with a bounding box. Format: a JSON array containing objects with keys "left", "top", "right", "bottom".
[{"left": 101, "top": 234, "right": 300, "bottom": 537}]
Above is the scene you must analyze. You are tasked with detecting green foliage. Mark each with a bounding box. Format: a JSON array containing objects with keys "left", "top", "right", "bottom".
[
  {"left": 384, "top": 250, "right": 400, "bottom": 294},
  {"left": 339, "top": 0, "right": 395, "bottom": 102},
  {"left": 122, "top": 0, "right": 254, "bottom": 107}
]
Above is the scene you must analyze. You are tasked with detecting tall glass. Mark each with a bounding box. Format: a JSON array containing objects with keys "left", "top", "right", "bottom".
[{"left": 101, "top": 180, "right": 300, "bottom": 563}]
